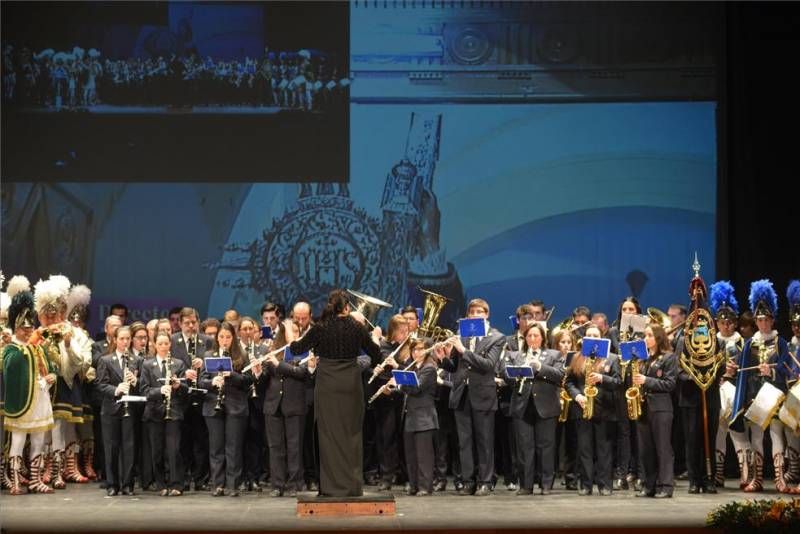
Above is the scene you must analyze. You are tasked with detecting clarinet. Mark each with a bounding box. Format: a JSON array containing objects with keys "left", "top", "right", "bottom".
[
  {"left": 121, "top": 350, "right": 131, "bottom": 418},
  {"left": 164, "top": 352, "right": 174, "bottom": 421},
  {"left": 248, "top": 341, "right": 258, "bottom": 399},
  {"left": 190, "top": 335, "right": 200, "bottom": 407},
  {"left": 213, "top": 350, "right": 228, "bottom": 412}
]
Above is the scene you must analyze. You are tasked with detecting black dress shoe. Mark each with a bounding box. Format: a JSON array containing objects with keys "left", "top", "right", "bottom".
[
  {"left": 106, "top": 487, "right": 118, "bottom": 497},
  {"left": 406, "top": 486, "right": 418, "bottom": 496},
  {"left": 307, "top": 481, "right": 319, "bottom": 491},
  {"left": 457, "top": 484, "right": 475, "bottom": 496},
  {"left": 183, "top": 482, "right": 191, "bottom": 492},
  {"left": 577, "top": 488, "right": 592, "bottom": 496},
  {"left": 238, "top": 482, "right": 249, "bottom": 492},
  {"left": 121, "top": 486, "right": 135, "bottom": 496},
  {"left": 636, "top": 489, "right": 655, "bottom": 498},
  {"left": 229, "top": 490, "right": 240, "bottom": 497},
  {"left": 516, "top": 487, "right": 533, "bottom": 495},
  {"left": 702, "top": 483, "right": 718, "bottom": 494},
  {"left": 566, "top": 481, "right": 578, "bottom": 491},
  {"left": 196, "top": 482, "right": 210, "bottom": 492},
  {"left": 688, "top": 484, "right": 701, "bottom": 494},
  {"left": 433, "top": 479, "right": 447, "bottom": 492},
  {"left": 285, "top": 489, "right": 297, "bottom": 497},
  {"left": 633, "top": 479, "right": 643, "bottom": 492},
  {"left": 212, "top": 487, "right": 225, "bottom": 497},
  {"left": 540, "top": 488, "right": 551, "bottom": 496},
  {"left": 417, "top": 490, "right": 431, "bottom": 497},
  {"left": 654, "top": 490, "right": 673, "bottom": 499},
  {"left": 160, "top": 488, "right": 169, "bottom": 497},
  {"left": 599, "top": 488, "right": 613, "bottom": 496},
  {"left": 613, "top": 478, "right": 629, "bottom": 490},
  {"left": 474, "top": 484, "right": 491, "bottom": 496},
  {"left": 377, "top": 481, "right": 392, "bottom": 491},
  {"left": 269, "top": 488, "right": 282, "bottom": 497},
  {"left": 454, "top": 480, "right": 465, "bottom": 492}
]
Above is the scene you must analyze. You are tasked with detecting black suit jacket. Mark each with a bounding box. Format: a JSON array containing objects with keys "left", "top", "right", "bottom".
[
  {"left": 96, "top": 352, "right": 143, "bottom": 417},
  {"left": 199, "top": 351, "right": 253, "bottom": 418},
  {"left": 641, "top": 353, "right": 678, "bottom": 413},
  {"left": 140, "top": 356, "right": 189, "bottom": 422},
  {"left": 440, "top": 328, "right": 505, "bottom": 412},
  {"left": 565, "top": 354, "right": 622, "bottom": 421},
  {"left": 170, "top": 332, "right": 213, "bottom": 370},
  {"left": 260, "top": 360, "right": 310, "bottom": 417},
  {"left": 400, "top": 364, "right": 438, "bottom": 432},
  {"left": 504, "top": 348, "right": 564, "bottom": 419}
]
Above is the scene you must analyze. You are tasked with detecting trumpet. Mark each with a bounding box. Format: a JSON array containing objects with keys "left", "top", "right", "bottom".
[
  {"left": 368, "top": 359, "right": 418, "bottom": 404},
  {"left": 625, "top": 359, "right": 643, "bottom": 420},
  {"left": 582, "top": 355, "right": 597, "bottom": 420}
]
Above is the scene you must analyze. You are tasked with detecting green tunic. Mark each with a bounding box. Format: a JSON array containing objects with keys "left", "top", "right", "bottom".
[{"left": 2, "top": 343, "right": 54, "bottom": 419}]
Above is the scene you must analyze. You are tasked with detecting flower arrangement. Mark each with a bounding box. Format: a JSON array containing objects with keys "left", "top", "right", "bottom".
[{"left": 706, "top": 498, "right": 800, "bottom": 533}]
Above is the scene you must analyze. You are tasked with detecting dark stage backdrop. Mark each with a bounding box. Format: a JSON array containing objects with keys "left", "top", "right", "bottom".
[{"left": 1, "top": 2, "right": 794, "bottom": 336}]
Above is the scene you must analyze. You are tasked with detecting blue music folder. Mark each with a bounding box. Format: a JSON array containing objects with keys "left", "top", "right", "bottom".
[
  {"left": 459, "top": 318, "right": 487, "bottom": 338},
  {"left": 509, "top": 315, "right": 519, "bottom": 332},
  {"left": 505, "top": 366, "right": 534, "bottom": 379},
  {"left": 205, "top": 357, "right": 232, "bottom": 373},
  {"left": 581, "top": 338, "right": 610, "bottom": 359},
  {"left": 284, "top": 346, "right": 309, "bottom": 362},
  {"left": 392, "top": 370, "right": 419, "bottom": 387},
  {"left": 620, "top": 340, "right": 648, "bottom": 362},
  {"left": 260, "top": 326, "right": 274, "bottom": 340}
]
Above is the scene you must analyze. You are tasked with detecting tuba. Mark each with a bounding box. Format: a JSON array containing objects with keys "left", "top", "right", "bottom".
[
  {"left": 346, "top": 289, "right": 392, "bottom": 328},
  {"left": 648, "top": 307, "right": 686, "bottom": 337},
  {"left": 417, "top": 288, "right": 455, "bottom": 342}
]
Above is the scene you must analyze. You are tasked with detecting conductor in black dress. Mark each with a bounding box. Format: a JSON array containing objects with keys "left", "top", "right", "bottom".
[{"left": 288, "top": 289, "right": 382, "bottom": 497}]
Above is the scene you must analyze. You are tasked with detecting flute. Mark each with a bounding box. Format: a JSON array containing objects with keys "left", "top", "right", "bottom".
[
  {"left": 368, "top": 359, "right": 418, "bottom": 404},
  {"left": 737, "top": 362, "right": 777, "bottom": 373},
  {"left": 369, "top": 335, "right": 413, "bottom": 384},
  {"left": 241, "top": 343, "right": 290, "bottom": 372}
]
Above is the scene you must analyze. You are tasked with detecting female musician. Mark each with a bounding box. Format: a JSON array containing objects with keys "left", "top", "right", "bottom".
[
  {"left": 140, "top": 333, "right": 188, "bottom": 496},
  {"left": 608, "top": 296, "right": 643, "bottom": 491},
  {"left": 199, "top": 321, "right": 253, "bottom": 497},
  {"left": 371, "top": 314, "right": 410, "bottom": 491},
  {"left": 96, "top": 325, "right": 142, "bottom": 496},
  {"left": 130, "top": 321, "right": 153, "bottom": 490},
  {"left": 552, "top": 329, "right": 579, "bottom": 491},
  {"left": 253, "top": 319, "right": 315, "bottom": 497},
  {"left": 505, "top": 322, "right": 564, "bottom": 495},
  {"left": 288, "top": 289, "right": 383, "bottom": 497},
  {"left": 633, "top": 325, "right": 677, "bottom": 498},
  {"left": 566, "top": 325, "right": 621, "bottom": 496},
  {"left": 392, "top": 338, "right": 438, "bottom": 496}
]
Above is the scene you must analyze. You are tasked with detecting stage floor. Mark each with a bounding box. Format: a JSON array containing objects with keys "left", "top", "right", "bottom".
[{"left": 0, "top": 478, "right": 774, "bottom": 532}]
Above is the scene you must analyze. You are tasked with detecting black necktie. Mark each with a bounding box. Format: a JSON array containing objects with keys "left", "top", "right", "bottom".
[{"left": 161, "top": 359, "right": 167, "bottom": 376}]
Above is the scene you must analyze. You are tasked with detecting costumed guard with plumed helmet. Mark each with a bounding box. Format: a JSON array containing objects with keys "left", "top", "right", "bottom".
[
  {"left": 729, "top": 279, "right": 797, "bottom": 493},
  {"left": 67, "top": 284, "right": 98, "bottom": 481},
  {"left": 781, "top": 280, "right": 800, "bottom": 489},
  {"left": 2, "top": 277, "right": 57, "bottom": 494},
  {"left": 710, "top": 281, "right": 750, "bottom": 489},
  {"left": 31, "top": 276, "right": 92, "bottom": 489}
]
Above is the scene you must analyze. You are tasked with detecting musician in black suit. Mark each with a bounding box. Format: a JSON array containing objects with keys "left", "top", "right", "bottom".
[
  {"left": 436, "top": 298, "right": 505, "bottom": 496},
  {"left": 254, "top": 320, "right": 314, "bottom": 497},
  {"left": 239, "top": 316, "right": 268, "bottom": 492},
  {"left": 199, "top": 321, "right": 254, "bottom": 497},
  {"left": 566, "top": 325, "right": 621, "bottom": 495},
  {"left": 96, "top": 326, "right": 142, "bottom": 496},
  {"left": 369, "top": 314, "right": 410, "bottom": 491},
  {"left": 393, "top": 338, "right": 438, "bottom": 496},
  {"left": 553, "top": 329, "right": 581, "bottom": 491},
  {"left": 634, "top": 325, "right": 678, "bottom": 498},
  {"left": 171, "top": 307, "right": 213, "bottom": 491},
  {"left": 503, "top": 322, "right": 564, "bottom": 495},
  {"left": 140, "top": 332, "right": 188, "bottom": 496},
  {"left": 89, "top": 314, "right": 122, "bottom": 485}
]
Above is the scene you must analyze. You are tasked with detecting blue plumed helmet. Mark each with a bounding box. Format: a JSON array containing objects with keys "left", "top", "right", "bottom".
[
  {"left": 787, "top": 280, "right": 800, "bottom": 325},
  {"left": 749, "top": 279, "right": 778, "bottom": 318},
  {"left": 709, "top": 281, "right": 739, "bottom": 321}
]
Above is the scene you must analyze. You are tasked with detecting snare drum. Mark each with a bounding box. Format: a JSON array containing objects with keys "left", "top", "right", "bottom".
[
  {"left": 720, "top": 381, "right": 736, "bottom": 422},
  {"left": 778, "top": 382, "right": 800, "bottom": 431},
  {"left": 745, "top": 382, "right": 786, "bottom": 430}
]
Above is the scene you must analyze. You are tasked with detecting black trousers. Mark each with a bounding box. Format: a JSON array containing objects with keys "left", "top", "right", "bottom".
[
  {"left": 101, "top": 414, "right": 136, "bottom": 490},
  {"left": 681, "top": 403, "right": 720, "bottom": 486},
  {"left": 265, "top": 410, "right": 305, "bottom": 491},
  {"left": 91, "top": 403, "right": 105, "bottom": 481},
  {"left": 514, "top": 402, "right": 556, "bottom": 490},
  {"left": 244, "top": 399, "right": 265, "bottom": 484},
  {"left": 205, "top": 415, "right": 247, "bottom": 491},
  {"left": 495, "top": 411, "right": 518, "bottom": 485},
  {"left": 434, "top": 400, "right": 459, "bottom": 482},
  {"left": 404, "top": 429, "right": 436, "bottom": 493},
  {"left": 148, "top": 420, "right": 183, "bottom": 490},
  {"left": 557, "top": 418, "right": 579, "bottom": 486},
  {"left": 181, "top": 404, "right": 209, "bottom": 486},
  {"left": 638, "top": 411, "right": 675, "bottom": 494},
  {"left": 576, "top": 418, "right": 614, "bottom": 491},
  {"left": 374, "top": 397, "right": 402, "bottom": 483},
  {"left": 615, "top": 394, "right": 633, "bottom": 479},
  {"left": 138, "top": 418, "right": 153, "bottom": 489},
  {"left": 303, "top": 401, "right": 319, "bottom": 484},
  {"left": 454, "top": 394, "right": 495, "bottom": 486}
]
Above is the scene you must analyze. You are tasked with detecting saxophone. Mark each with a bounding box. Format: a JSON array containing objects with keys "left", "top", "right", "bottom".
[
  {"left": 625, "top": 359, "right": 643, "bottom": 420},
  {"left": 558, "top": 354, "right": 571, "bottom": 422},
  {"left": 582, "top": 355, "right": 597, "bottom": 420}
]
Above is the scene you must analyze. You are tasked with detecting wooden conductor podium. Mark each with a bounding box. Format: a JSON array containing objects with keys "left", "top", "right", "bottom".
[{"left": 296, "top": 493, "right": 396, "bottom": 517}]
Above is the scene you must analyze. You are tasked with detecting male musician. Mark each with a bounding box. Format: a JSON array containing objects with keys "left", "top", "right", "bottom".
[
  {"left": 729, "top": 280, "right": 794, "bottom": 493},
  {"left": 401, "top": 306, "right": 420, "bottom": 335},
  {"left": 260, "top": 302, "right": 282, "bottom": 338},
  {"left": 171, "top": 307, "right": 213, "bottom": 491},
  {"left": 292, "top": 300, "right": 318, "bottom": 490},
  {"left": 33, "top": 276, "right": 92, "bottom": 488},
  {"left": 89, "top": 314, "right": 122, "bottom": 486},
  {"left": 529, "top": 300, "right": 547, "bottom": 322},
  {"left": 239, "top": 316, "right": 268, "bottom": 492},
  {"left": 592, "top": 313, "right": 610, "bottom": 338},
  {"left": 436, "top": 298, "right": 504, "bottom": 496},
  {"left": 711, "top": 281, "right": 750, "bottom": 489},
  {"left": 668, "top": 304, "right": 687, "bottom": 349}
]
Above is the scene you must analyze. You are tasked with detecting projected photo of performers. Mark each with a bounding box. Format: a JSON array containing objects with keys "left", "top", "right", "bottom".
[{"left": 1, "top": 1, "right": 348, "bottom": 182}]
